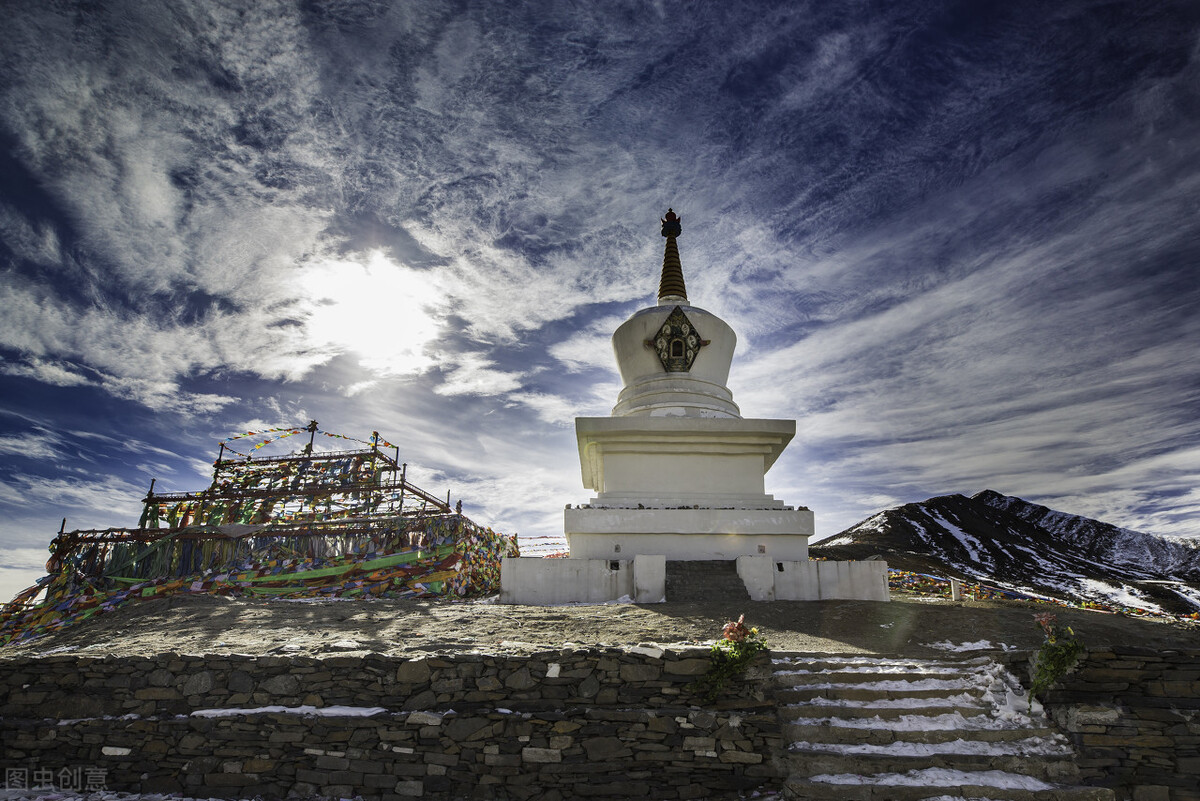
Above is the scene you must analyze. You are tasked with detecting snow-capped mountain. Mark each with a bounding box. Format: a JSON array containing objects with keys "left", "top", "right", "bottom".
[
  {"left": 812, "top": 490, "right": 1200, "bottom": 615},
  {"left": 974, "top": 490, "right": 1200, "bottom": 578}
]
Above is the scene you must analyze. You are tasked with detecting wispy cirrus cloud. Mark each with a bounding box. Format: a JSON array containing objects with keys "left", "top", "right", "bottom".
[{"left": 0, "top": 0, "right": 1196, "bottom": 551}]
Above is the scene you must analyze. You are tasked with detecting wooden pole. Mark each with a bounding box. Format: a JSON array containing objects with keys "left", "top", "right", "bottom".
[{"left": 399, "top": 463, "right": 407, "bottom": 513}]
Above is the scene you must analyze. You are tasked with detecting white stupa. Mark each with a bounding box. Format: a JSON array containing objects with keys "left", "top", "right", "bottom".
[{"left": 564, "top": 209, "right": 813, "bottom": 561}]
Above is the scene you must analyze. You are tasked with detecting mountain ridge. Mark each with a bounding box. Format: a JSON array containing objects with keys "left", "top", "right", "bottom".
[{"left": 812, "top": 490, "right": 1200, "bottom": 615}]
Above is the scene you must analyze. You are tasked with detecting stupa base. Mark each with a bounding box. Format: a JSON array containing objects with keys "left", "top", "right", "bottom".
[{"left": 564, "top": 506, "right": 812, "bottom": 561}]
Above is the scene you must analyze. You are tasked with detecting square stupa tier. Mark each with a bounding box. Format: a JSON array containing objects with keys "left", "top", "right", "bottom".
[{"left": 565, "top": 416, "right": 813, "bottom": 561}]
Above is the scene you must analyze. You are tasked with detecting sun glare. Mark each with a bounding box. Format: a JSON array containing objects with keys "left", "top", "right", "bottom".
[{"left": 299, "top": 251, "right": 445, "bottom": 375}]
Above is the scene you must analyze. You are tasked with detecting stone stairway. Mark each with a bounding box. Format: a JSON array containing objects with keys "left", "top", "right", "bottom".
[
  {"left": 664, "top": 560, "right": 751, "bottom": 602},
  {"left": 773, "top": 654, "right": 1115, "bottom": 801}
]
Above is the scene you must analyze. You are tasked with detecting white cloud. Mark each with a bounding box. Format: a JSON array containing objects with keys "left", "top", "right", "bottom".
[
  {"left": 507, "top": 391, "right": 595, "bottom": 428},
  {"left": 0, "top": 430, "right": 63, "bottom": 461},
  {"left": 0, "top": 566, "right": 47, "bottom": 604},
  {"left": 548, "top": 315, "right": 626, "bottom": 373},
  {"left": 0, "top": 357, "right": 89, "bottom": 388},
  {"left": 0, "top": 473, "right": 144, "bottom": 517},
  {"left": 0, "top": 546, "right": 54, "bottom": 571},
  {"left": 0, "top": 202, "right": 63, "bottom": 267},
  {"left": 434, "top": 354, "right": 524, "bottom": 397}
]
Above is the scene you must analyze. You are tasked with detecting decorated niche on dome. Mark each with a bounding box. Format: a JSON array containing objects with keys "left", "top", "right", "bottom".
[{"left": 650, "top": 306, "right": 707, "bottom": 372}]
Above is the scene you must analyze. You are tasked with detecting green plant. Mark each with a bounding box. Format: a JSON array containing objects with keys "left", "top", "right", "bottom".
[
  {"left": 690, "top": 615, "right": 768, "bottom": 704},
  {"left": 1029, "top": 612, "right": 1085, "bottom": 698}
]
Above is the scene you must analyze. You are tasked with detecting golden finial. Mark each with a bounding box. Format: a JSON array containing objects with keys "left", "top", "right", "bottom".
[{"left": 657, "top": 208, "right": 687, "bottom": 303}]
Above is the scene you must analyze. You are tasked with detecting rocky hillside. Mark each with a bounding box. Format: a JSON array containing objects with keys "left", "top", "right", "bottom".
[{"left": 812, "top": 490, "right": 1200, "bottom": 615}]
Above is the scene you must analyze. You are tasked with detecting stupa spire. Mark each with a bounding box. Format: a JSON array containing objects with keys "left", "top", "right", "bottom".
[{"left": 657, "top": 208, "right": 688, "bottom": 304}]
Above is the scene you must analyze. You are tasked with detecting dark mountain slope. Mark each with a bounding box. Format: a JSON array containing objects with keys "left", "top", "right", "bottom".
[
  {"left": 975, "top": 490, "right": 1200, "bottom": 578},
  {"left": 812, "top": 491, "right": 1200, "bottom": 615}
]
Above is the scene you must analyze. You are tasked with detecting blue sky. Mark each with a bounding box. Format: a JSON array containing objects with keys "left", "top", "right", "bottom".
[{"left": 1, "top": 1, "right": 1198, "bottom": 599}]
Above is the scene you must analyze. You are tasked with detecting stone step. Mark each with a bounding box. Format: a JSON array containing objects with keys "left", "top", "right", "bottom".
[
  {"left": 775, "top": 671, "right": 992, "bottom": 689},
  {"left": 771, "top": 655, "right": 1103, "bottom": 801},
  {"left": 772, "top": 655, "right": 994, "bottom": 671},
  {"left": 784, "top": 721, "right": 1062, "bottom": 745},
  {"left": 664, "top": 560, "right": 750, "bottom": 602},
  {"left": 776, "top": 669, "right": 970, "bottom": 684},
  {"left": 779, "top": 684, "right": 989, "bottom": 704},
  {"left": 787, "top": 743, "right": 1080, "bottom": 781},
  {"left": 782, "top": 777, "right": 1116, "bottom": 801},
  {"left": 785, "top": 748, "right": 1081, "bottom": 783},
  {"left": 783, "top": 698, "right": 988, "bottom": 720},
  {"left": 773, "top": 657, "right": 993, "bottom": 673}
]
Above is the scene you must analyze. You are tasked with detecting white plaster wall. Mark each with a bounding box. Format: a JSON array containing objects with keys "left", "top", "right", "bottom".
[
  {"left": 565, "top": 530, "right": 810, "bottom": 563},
  {"left": 500, "top": 556, "right": 887, "bottom": 604},
  {"left": 574, "top": 417, "right": 796, "bottom": 498},
  {"left": 633, "top": 554, "right": 666, "bottom": 603},
  {"left": 500, "top": 558, "right": 634, "bottom": 605},
  {"left": 761, "top": 559, "right": 820, "bottom": 601},
  {"left": 736, "top": 556, "right": 776, "bottom": 601},
  {"left": 815, "top": 560, "right": 890, "bottom": 601},
  {"left": 567, "top": 507, "right": 814, "bottom": 537},
  {"left": 597, "top": 449, "right": 767, "bottom": 497},
  {"left": 768, "top": 559, "right": 890, "bottom": 602}
]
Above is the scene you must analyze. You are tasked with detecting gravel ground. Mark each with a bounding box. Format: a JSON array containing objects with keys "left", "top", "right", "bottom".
[{"left": 5, "top": 592, "right": 1199, "bottom": 659}]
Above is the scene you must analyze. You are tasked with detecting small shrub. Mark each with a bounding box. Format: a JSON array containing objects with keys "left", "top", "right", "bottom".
[
  {"left": 1029, "top": 612, "right": 1085, "bottom": 697},
  {"left": 690, "top": 614, "right": 768, "bottom": 704}
]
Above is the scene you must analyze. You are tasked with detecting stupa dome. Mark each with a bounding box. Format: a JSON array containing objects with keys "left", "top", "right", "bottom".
[{"left": 610, "top": 210, "right": 740, "bottom": 418}]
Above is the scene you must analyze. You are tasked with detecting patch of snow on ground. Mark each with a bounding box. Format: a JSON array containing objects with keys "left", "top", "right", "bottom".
[
  {"left": 922, "top": 640, "right": 998, "bottom": 652},
  {"left": 1078, "top": 578, "right": 1164, "bottom": 612},
  {"left": 57, "top": 714, "right": 142, "bottom": 726},
  {"left": 1008, "top": 544, "right": 1058, "bottom": 573},
  {"left": 545, "top": 594, "right": 635, "bottom": 606},
  {"left": 822, "top": 513, "right": 889, "bottom": 546},
  {"left": 784, "top": 659, "right": 1044, "bottom": 729},
  {"left": 191, "top": 704, "right": 387, "bottom": 718},
  {"left": 809, "top": 768, "right": 1054, "bottom": 790},
  {"left": 774, "top": 656, "right": 991, "bottom": 668},
  {"left": 801, "top": 712, "right": 1004, "bottom": 730},
  {"left": 798, "top": 677, "right": 980, "bottom": 692},
  {"left": 928, "top": 510, "right": 993, "bottom": 569},
  {"left": 1172, "top": 587, "right": 1200, "bottom": 609},
  {"left": 789, "top": 736, "right": 1070, "bottom": 757},
  {"left": 775, "top": 664, "right": 962, "bottom": 676},
  {"left": 789, "top": 692, "right": 983, "bottom": 709}
]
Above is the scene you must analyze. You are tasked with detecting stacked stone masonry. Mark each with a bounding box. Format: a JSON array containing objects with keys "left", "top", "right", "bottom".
[
  {"left": 0, "top": 648, "right": 782, "bottom": 800},
  {"left": 1039, "top": 647, "right": 1200, "bottom": 801}
]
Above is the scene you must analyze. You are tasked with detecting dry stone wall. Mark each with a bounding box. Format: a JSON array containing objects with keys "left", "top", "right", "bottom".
[
  {"left": 1039, "top": 646, "right": 1200, "bottom": 801},
  {"left": 0, "top": 647, "right": 782, "bottom": 800}
]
